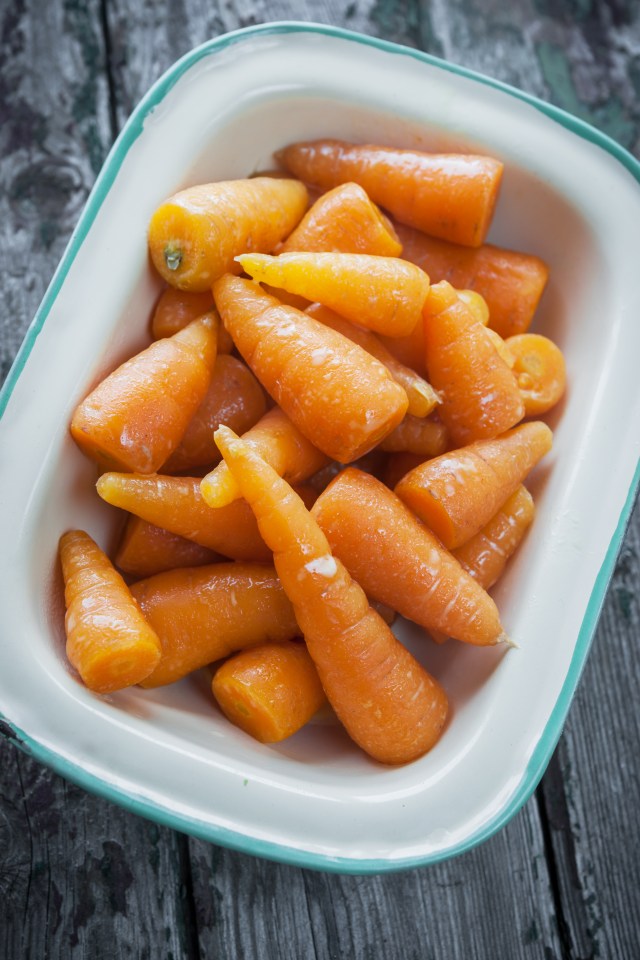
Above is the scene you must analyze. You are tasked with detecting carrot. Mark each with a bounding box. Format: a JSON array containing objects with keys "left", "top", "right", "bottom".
[
  {"left": 150, "top": 288, "right": 233, "bottom": 353},
  {"left": 306, "top": 304, "right": 439, "bottom": 418},
  {"left": 211, "top": 641, "right": 326, "bottom": 743},
  {"left": 505, "top": 334, "right": 567, "bottom": 416},
  {"left": 148, "top": 177, "right": 308, "bottom": 291},
  {"left": 423, "top": 281, "right": 524, "bottom": 445},
  {"left": 213, "top": 276, "right": 408, "bottom": 462},
  {"left": 379, "top": 415, "right": 448, "bottom": 458},
  {"left": 484, "top": 327, "right": 515, "bottom": 368},
  {"left": 383, "top": 452, "right": 425, "bottom": 489},
  {"left": 70, "top": 315, "right": 218, "bottom": 474},
  {"left": 395, "top": 421, "right": 552, "bottom": 549},
  {"left": 279, "top": 182, "right": 402, "bottom": 257},
  {"left": 452, "top": 485, "right": 535, "bottom": 589},
  {"left": 114, "top": 516, "right": 221, "bottom": 579},
  {"left": 214, "top": 425, "right": 449, "bottom": 765},
  {"left": 396, "top": 223, "right": 549, "bottom": 338},
  {"left": 279, "top": 140, "right": 503, "bottom": 247},
  {"left": 96, "top": 473, "right": 272, "bottom": 561},
  {"left": 162, "top": 355, "right": 267, "bottom": 473},
  {"left": 130, "top": 563, "right": 299, "bottom": 687},
  {"left": 312, "top": 468, "right": 506, "bottom": 646},
  {"left": 237, "top": 251, "right": 430, "bottom": 338},
  {"left": 457, "top": 289, "right": 490, "bottom": 326},
  {"left": 59, "top": 530, "right": 161, "bottom": 693},
  {"left": 200, "top": 406, "right": 328, "bottom": 508}
]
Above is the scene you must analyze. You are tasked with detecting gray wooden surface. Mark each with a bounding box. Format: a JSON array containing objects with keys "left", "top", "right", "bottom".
[{"left": 1, "top": 2, "right": 639, "bottom": 958}]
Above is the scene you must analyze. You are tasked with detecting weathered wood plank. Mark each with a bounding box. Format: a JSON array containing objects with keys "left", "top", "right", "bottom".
[{"left": 0, "top": 2, "right": 195, "bottom": 956}]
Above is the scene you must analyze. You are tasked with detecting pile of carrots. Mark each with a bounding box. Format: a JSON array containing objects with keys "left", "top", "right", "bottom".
[{"left": 61, "top": 138, "right": 565, "bottom": 766}]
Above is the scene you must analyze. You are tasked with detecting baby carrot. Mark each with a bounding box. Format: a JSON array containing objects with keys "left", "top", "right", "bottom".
[
  {"left": 452, "top": 485, "right": 535, "bottom": 590},
  {"left": 395, "top": 421, "right": 552, "bottom": 549},
  {"left": 306, "top": 304, "right": 439, "bottom": 418},
  {"left": 279, "top": 140, "right": 503, "bottom": 247},
  {"left": 312, "top": 468, "right": 506, "bottom": 646},
  {"left": 70, "top": 315, "right": 218, "bottom": 474},
  {"left": 130, "top": 563, "right": 299, "bottom": 687},
  {"left": 162, "top": 355, "right": 267, "bottom": 473},
  {"left": 151, "top": 289, "right": 235, "bottom": 353},
  {"left": 396, "top": 223, "right": 549, "bottom": 338},
  {"left": 423, "top": 281, "right": 524, "bottom": 445},
  {"left": 114, "top": 516, "right": 221, "bottom": 579},
  {"left": 200, "top": 406, "right": 329, "bottom": 508},
  {"left": 379, "top": 415, "right": 449, "bottom": 458},
  {"left": 148, "top": 177, "right": 308, "bottom": 291},
  {"left": 213, "top": 276, "right": 408, "bottom": 462},
  {"left": 505, "top": 334, "right": 567, "bottom": 416},
  {"left": 238, "top": 251, "right": 430, "bottom": 338},
  {"left": 212, "top": 641, "right": 326, "bottom": 743},
  {"left": 214, "top": 425, "right": 449, "bottom": 765},
  {"left": 96, "top": 473, "right": 271, "bottom": 561},
  {"left": 59, "top": 530, "right": 161, "bottom": 693},
  {"left": 279, "top": 182, "right": 402, "bottom": 257}
]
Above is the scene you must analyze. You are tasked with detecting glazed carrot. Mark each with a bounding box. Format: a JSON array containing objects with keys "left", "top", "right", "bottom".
[
  {"left": 452, "top": 485, "right": 535, "bottom": 590},
  {"left": 396, "top": 223, "right": 549, "bottom": 338},
  {"left": 214, "top": 426, "right": 448, "bottom": 765},
  {"left": 505, "top": 334, "right": 567, "bottom": 416},
  {"left": 130, "top": 563, "right": 299, "bottom": 687},
  {"left": 457, "top": 289, "right": 490, "bottom": 326},
  {"left": 484, "top": 327, "right": 515, "bottom": 368},
  {"left": 279, "top": 140, "right": 503, "bottom": 247},
  {"left": 162, "top": 355, "right": 267, "bottom": 473},
  {"left": 114, "top": 516, "right": 221, "bottom": 579},
  {"left": 423, "top": 281, "right": 524, "bottom": 445},
  {"left": 395, "top": 421, "right": 552, "bottom": 549},
  {"left": 306, "top": 304, "right": 439, "bottom": 417},
  {"left": 200, "top": 406, "right": 329, "bottom": 508},
  {"left": 150, "top": 288, "right": 233, "bottom": 353},
  {"left": 213, "top": 276, "right": 408, "bottom": 462},
  {"left": 59, "top": 530, "right": 161, "bottom": 693},
  {"left": 379, "top": 415, "right": 448, "bottom": 457},
  {"left": 238, "top": 251, "right": 429, "bottom": 338},
  {"left": 70, "top": 315, "right": 218, "bottom": 474},
  {"left": 212, "top": 641, "right": 326, "bottom": 743},
  {"left": 148, "top": 177, "right": 308, "bottom": 291},
  {"left": 383, "top": 452, "right": 425, "bottom": 490},
  {"left": 312, "top": 468, "right": 506, "bottom": 646},
  {"left": 279, "top": 182, "right": 402, "bottom": 257},
  {"left": 96, "top": 473, "right": 271, "bottom": 561}
]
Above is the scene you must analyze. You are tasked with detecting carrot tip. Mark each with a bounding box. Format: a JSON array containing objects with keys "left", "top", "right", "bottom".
[{"left": 499, "top": 632, "right": 518, "bottom": 649}]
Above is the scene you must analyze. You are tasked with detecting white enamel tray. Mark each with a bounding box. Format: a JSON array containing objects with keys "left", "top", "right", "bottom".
[{"left": 1, "top": 23, "right": 639, "bottom": 873}]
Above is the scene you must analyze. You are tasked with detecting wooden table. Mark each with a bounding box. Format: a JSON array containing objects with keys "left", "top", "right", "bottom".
[{"left": 1, "top": 2, "right": 639, "bottom": 957}]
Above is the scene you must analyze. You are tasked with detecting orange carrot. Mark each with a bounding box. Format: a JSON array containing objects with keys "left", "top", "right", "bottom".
[
  {"left": 96, "top": 473, "right": 271, "bottom": 561},
  {"left": 200, "top": 406, "right": 328, "bottom": 508},
  {"left": 212, "top": 641, "right": 326, "bottom": 743},
  {"left": 306, "top": 304, "right": 439, "bottom": 418},
  {"left": 70, "top": 315, "right": 218, "bottom": 474},
  {"left": 452, "top": 485, "right": 535, "bottom": 589},
  {"left": 379, "top": 415, "right": 448, "bottom": 458},
  {"left": 213, "top": 276, "right": 408, "bottom": 462},
  {"left": 162, "top": 355, "right": 267, "bottom": 473},
  {"left": 150, "top": 288, "right": 233, "bottom": 355},
  {"left": 457, "top": 289, "right": 490, "bottom": 326},
  {"left": 238, "top": 251, "right": 429, "bottom": 338},
  {"left": 505, "top": 334, "right": 567, "bottom": 416},
  {"left": 312, "top": 468, "right": 505, "bottom": 646},
  {"left": 423, "top": 281, "right": 524, "bottom": 445},
  {"left": 59, "top": 530, "right": 161, "bottom": 693},
  {"left": 130, "top": 563, "right": 299, "bottom": 687},
  {"left": 279, "top": 182, "right": 402, "bottom": 257},
  {"left": 383, "top": 452, "right": 425, "bottom": 490},
  {"left": 114, "top": 516, "right": 221, "bottom": 579},
  {"left": 214, "top": 425, "right": 448, "bottom": 765},
  {"left": 148, "top": 177, "right": 308, "bottom": 291},
  {"left": 396, "top": 223, "right": 549, "bottom": 338},
  {"left": 395, "top": 421, "right": 552, "bottom": 549},
  {"left": 279, "top": 140, "right": 503, "bottom": 247}
]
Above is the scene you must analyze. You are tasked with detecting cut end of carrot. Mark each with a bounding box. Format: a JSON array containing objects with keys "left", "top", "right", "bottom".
[
  {"left": 78, "top": 638, "right": 162, "bottom": 694},
  {"left": 200, "top": 467, "right": 240, "bottom": 509}
]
